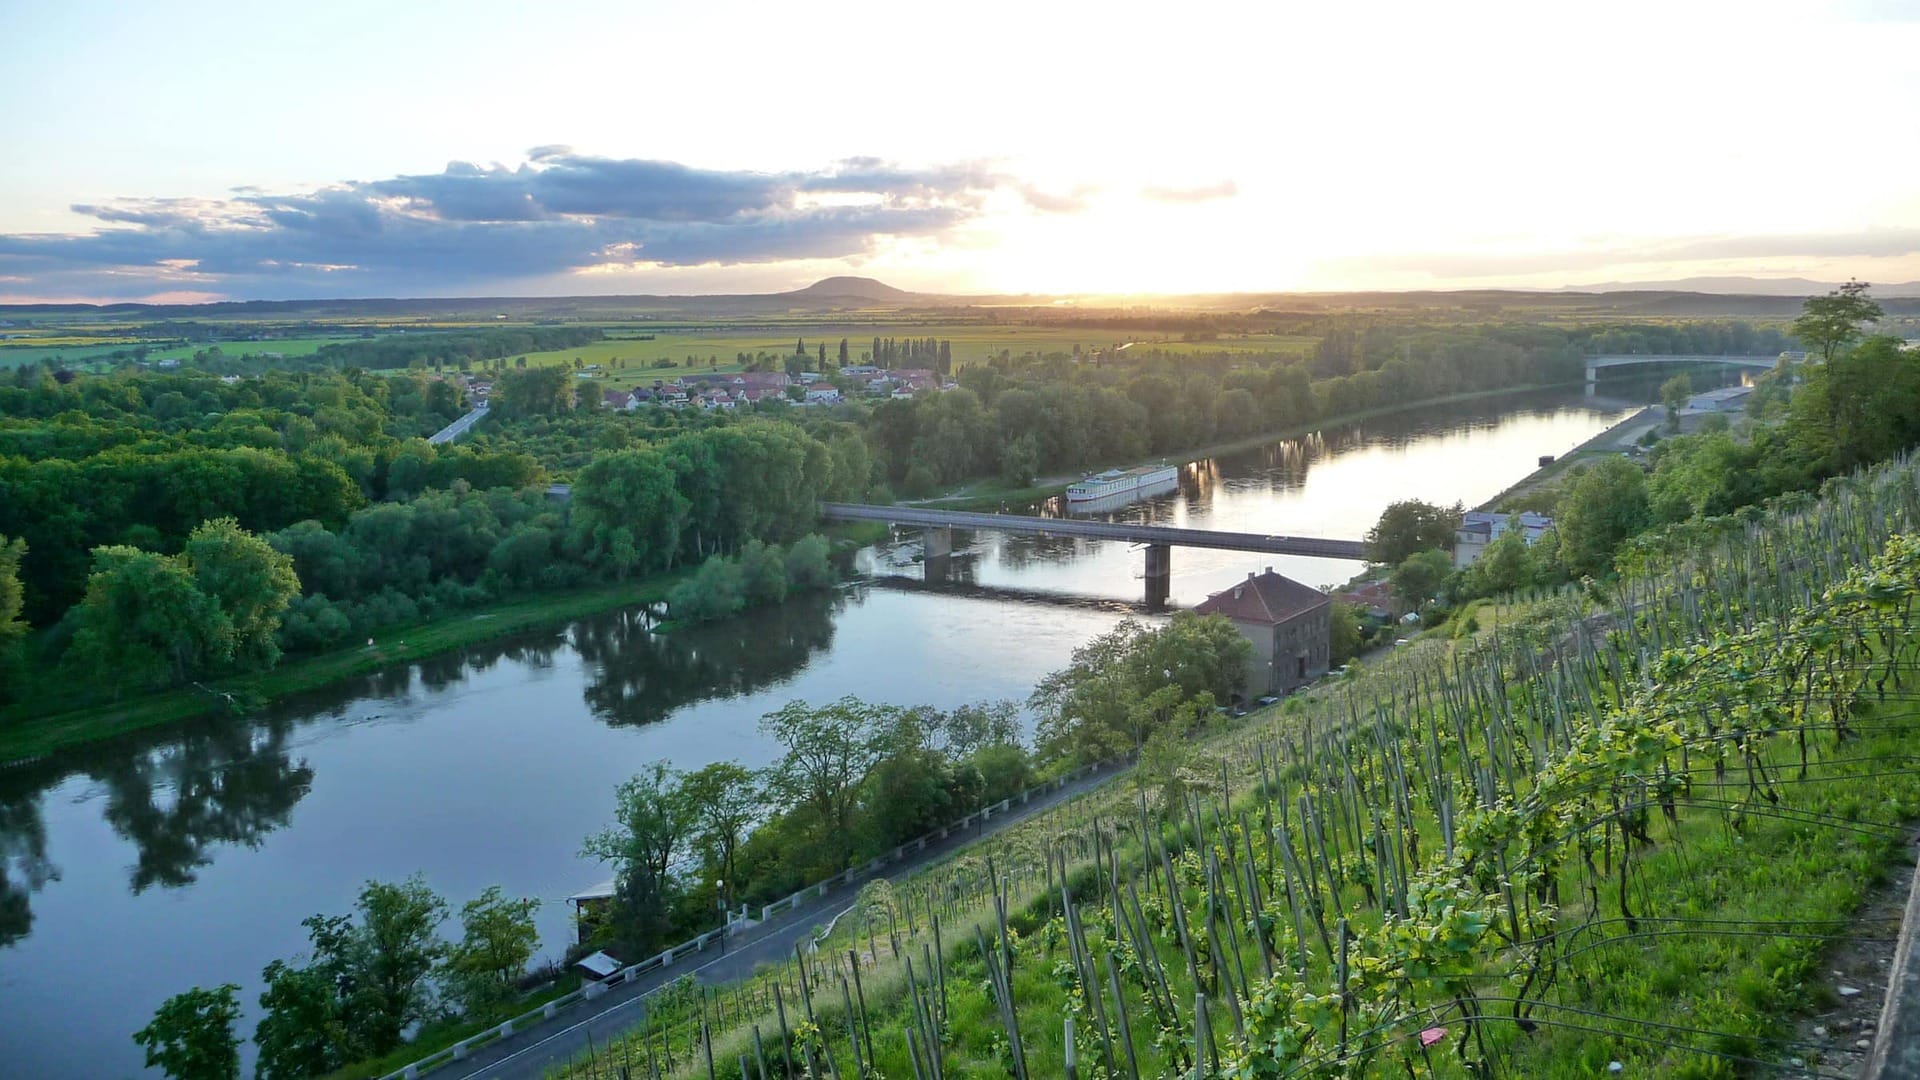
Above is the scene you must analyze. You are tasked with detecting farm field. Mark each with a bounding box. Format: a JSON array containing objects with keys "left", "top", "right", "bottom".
[
  {"left": 0, "top": 332, "right": 364, "bottom": 368},
  {"left": 510, "top": 324, "right": 1320, "bottom": 382},
  {"left": 1, "top": 316, "right": 1319, "bottom": 376}
]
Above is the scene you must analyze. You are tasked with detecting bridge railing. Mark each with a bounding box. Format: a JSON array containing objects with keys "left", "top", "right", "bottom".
[{"left": 375, "top": 758, "right": 1116, "bottom": 1080}]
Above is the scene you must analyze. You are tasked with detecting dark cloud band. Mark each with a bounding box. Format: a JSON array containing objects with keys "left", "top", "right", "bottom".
[{"left": 0, "top": 151, "right": 1045, "bottom": 299}]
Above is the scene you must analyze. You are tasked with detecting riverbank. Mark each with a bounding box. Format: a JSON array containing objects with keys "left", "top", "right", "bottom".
[
  {"left": 1, "top": 519, "right": 897, "bottom": 762},
  {"left": 909, "top": 381, "right": 1583, "bottom": 512},
  {"left": 0, "top": 575, "right": 686, "bottom": 763}
]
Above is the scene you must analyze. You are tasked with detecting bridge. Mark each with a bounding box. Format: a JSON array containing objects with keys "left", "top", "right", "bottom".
[
  {"left": 820, "top": 502, "right": 1367, "bottom": 605},
  {"left": 1584, "top": 354, "right": 1779, "bottom": 384},
  {"left": 427, "top": 403, "right": 489, "bottom": 445}
]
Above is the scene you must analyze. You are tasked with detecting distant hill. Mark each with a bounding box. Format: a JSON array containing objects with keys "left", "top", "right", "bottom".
[
  {"left": 1562, "top": 275, "right": 1920, "bottom": 297},
  {"left": 6, "top": 276, "right": 1919, "bottom": 321},
  {"left": 782, "top": 276, "right": 922, "bottom": 302}
]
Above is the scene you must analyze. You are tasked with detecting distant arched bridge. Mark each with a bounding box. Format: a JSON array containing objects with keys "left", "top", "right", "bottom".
[{"left": 1584, "top": 354, "right": 1779, "bottom": 383}]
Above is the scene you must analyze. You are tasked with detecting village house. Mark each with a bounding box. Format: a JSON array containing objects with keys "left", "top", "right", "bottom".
[
  {"left": 600, "top": 388, "right": 639, "bottom": 411},
  {"left": 1194, "top": 568, "right": 1332, "bottom": 700},
  {"left": 1453, "top": 510, "right": 1554, "bottom": 570}
]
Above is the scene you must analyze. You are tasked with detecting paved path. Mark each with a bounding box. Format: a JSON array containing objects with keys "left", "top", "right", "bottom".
[
  {"left": 428, "top": 404, "right": 489, "bottom": 445},
  {"left": 442, "top": 761, "right": 1121, "bottom": 1080}
]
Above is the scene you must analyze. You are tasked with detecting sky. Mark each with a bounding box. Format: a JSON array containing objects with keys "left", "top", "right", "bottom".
[{"left": 2, "top": 0, "right": 1918, "bottom": 303}]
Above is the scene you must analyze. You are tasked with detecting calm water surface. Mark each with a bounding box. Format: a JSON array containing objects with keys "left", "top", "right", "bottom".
[{"left": 0, "top": 386, "right": 1666, "bottom": 1076}]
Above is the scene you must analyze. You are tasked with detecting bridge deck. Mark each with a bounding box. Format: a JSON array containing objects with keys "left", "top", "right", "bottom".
[
  {"left": 1585, "top": 354, "right": 1778, "bottom": 375},
  {"left": 820, "top": 503, "right": 1369, "bottom": 561}
]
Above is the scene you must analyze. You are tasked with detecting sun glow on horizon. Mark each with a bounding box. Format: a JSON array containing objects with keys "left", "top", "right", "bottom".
[{"left": 1, "top": 0, "right": 1918, "bottom": 302}]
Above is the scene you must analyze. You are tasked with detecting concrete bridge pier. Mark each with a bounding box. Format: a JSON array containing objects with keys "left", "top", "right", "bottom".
[
  {"left": 923, "top": 526, "right": 953, "bottom": 558},
  {"left": 1144, "top": 543, "right": 1171, "bottom": 609}
]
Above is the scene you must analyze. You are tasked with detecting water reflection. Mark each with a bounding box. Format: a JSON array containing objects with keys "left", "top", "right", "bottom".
[
  {"left": 0, "top": 713, "right": 316, "bottom": 942},
  {"left": 574, "top": 588, "right": 843, "bottom": 726},
  {"left": 0, "top": 790, "right": 56, "bottom": 947},
  {"left": 89, "top": 719, "right": 314, "bottom": 892}
]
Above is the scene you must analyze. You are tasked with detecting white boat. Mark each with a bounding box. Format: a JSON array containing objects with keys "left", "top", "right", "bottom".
[{"left": 1066, "top": 463, "right": 1179, "bottom": 505}]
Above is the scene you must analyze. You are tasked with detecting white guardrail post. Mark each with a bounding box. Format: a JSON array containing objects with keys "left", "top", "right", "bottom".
[{"left": 376, "top": 755, "right": 1122, "bottom": 1080}]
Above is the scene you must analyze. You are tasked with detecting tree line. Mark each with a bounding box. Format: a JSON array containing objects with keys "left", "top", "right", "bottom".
[{"left": 305, "top": 326, "right": 603, "bottom": 371}]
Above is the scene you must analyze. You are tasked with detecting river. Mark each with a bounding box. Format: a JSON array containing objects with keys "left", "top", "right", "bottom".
[{"left": 0, "top": 383, "right": 1684, "bottom": 1077}]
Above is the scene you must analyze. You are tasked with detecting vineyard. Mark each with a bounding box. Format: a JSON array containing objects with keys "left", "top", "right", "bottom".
[{"left": 547, "top": 455, "right": 1920, "bottom": 1079}]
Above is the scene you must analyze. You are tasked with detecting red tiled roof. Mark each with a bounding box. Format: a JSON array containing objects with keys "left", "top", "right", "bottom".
[{"left": 1194, "top": 569, "right": 1330, "bottom": 625}]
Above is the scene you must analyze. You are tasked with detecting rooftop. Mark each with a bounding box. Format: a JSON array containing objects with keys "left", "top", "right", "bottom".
[{"left": 1194, "top": 568, "right": 1330, "bottom": 625}]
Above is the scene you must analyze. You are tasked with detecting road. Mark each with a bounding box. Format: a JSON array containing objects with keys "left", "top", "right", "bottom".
[
  {"left": 428, "top": 404, "right": 489, "bottom": 445},
  {"left": 441, "top": 761, "right": 1121, "bottom": 1080}
]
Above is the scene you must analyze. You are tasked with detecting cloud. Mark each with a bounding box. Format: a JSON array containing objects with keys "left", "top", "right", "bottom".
[
  {"left": 0, "top": 150, "right": 1027, "bottom": 300},
  {"left": 1018, "top": 183, "right": 1097, "bottom": 214},
  {"left": 1140, "top": 180, "right": 1238, "bottom": 204}
]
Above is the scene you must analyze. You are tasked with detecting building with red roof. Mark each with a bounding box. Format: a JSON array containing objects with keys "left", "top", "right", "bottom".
[{"left": 1193, "top": 567, "right": 1331, "bottom": 698}]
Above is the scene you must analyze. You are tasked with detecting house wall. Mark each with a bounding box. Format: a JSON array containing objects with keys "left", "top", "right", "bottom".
[
  {"left": 1453, "top": 532, "right": 1487, "bottom": 570},
  {"left": 1233, "top": 621, "right": 1277, "bottom": 699},
  {"left": 1270, "top": 605, "right": 1331, "bottom": 693},
  {"left": 1229, "top": 604, "right": 1331, "bottom": 700}
]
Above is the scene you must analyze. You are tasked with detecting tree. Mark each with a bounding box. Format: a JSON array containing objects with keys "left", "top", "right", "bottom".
[
  {"left": 1000, "top": 432, "right": 1040, "bottom": 486},
  {"left": 1030, "top": 614, "right": 1248, "bottom": 763},
  {"left": 583, "top": 763, "right": 695, "bottom": 890},
  {"left": 443, "top": 886, "right": 540, "bottom": 1014},
  {"left": 133, "top": 984, "right": 241, "bottom": 1080},
  {"left": 254, "top": 959, "right": 348, "bottom": 1080},
  {"left": 1390, "top": 549, "right": 1453, "bottom": 612},
  {"left": 680, "top": 762, "right": 760, "bottom": 908},
  {"left": 666, "top": 554, "right": 747, "bottom": 622},
  {"left": 1788, "top": 335, "right": 1920, "bottom": 474},
  {"left": 1364, "top": 499, "right": 1462, "bottom": 566},
  {"left": 1554, "top": 455, "right": 1651, "bottom": 578},
  {"left": 351, "top": 876, "right": 450, "bottom": 1054},
  {"left": 492, "top": 366, "right": 573, "bottom": 418},
  {"left": 941, "top": 700, "right": 1021, "bottom": 758},
  {"left": 583, "top": 763, "right": 695, "bottom": 956},
  {"left": 1459, "top": 529, "right": 1535, "bottom": 598},
  {"left": 1328, "top": 600, "right": 1363, "bottom": 665},
  {"left": 737, "top": 539, "right": 789, "bottom": 605},
  {"left": 0, "top": 534, "right": 24, "bottom": 703},
  {"left": 837, "top": 338, "right": 849, "bottom": 365},
  {"left": 570, "top": 447, "right": 689, "bottom": 577},
  {"left": 1660, "top": 373, "right": 1692, "bottom": 432},
  {"left": 1790, "top": 280, "right": 1883, "bottom": 362},
  {"left": 856, "top": 708, "right": 959, "bottom": 857},
  {"left": 760, "top": 698, "right": 887, "bottom": 869},
  {"left": 66, "top": 546, "right": 230, "bottom": 691},
  {"left": 782, "top": 534, "right": 835, "bottom": 591},
  {"left": 0, "top": 534, "right": 24, "bottom": 644},
  {"left": 184, "top": 516, "right": 300, "bottom": 672}
]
